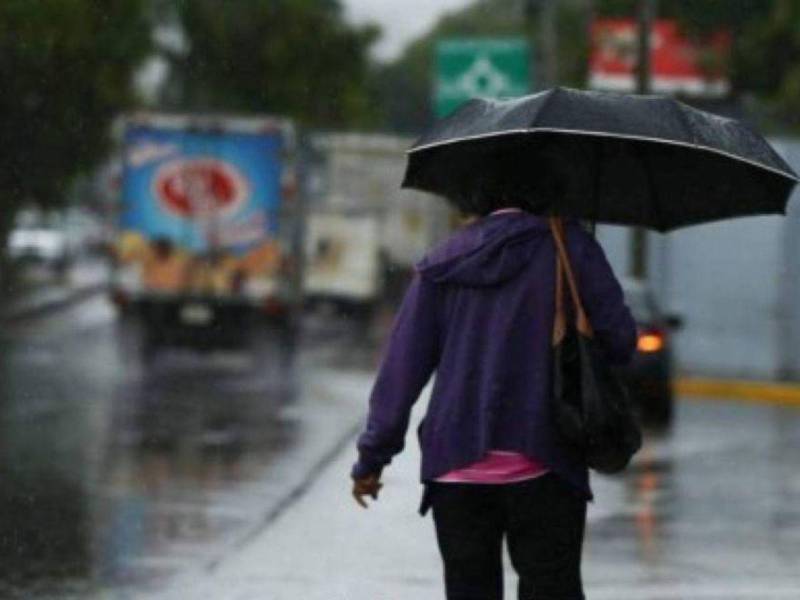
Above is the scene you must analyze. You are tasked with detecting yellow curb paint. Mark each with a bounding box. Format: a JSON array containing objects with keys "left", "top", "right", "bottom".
[{"left": 675, "top": 378, "right": 800, "bottom": 408}]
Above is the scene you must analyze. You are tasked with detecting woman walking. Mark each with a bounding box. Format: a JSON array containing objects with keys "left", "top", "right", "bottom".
[{"left": 351, "top": 207, "right": 637, "bottom": 599}]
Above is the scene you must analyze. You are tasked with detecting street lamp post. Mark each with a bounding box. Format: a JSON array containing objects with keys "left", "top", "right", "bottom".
[
  {"left": 630, "top": 0, "right": 657, "bottom": 280},
  {"left": 540, "top": 0, "right": 558, "bottom": 88},
  {"left": 524, "top": 0, "right": 558, "bottom": 89},
  {"left": 636, "top": 0, "right": 656, "bottom": 96}
]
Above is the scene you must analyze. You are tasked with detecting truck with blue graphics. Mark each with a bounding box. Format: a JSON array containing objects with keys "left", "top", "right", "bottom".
[{"left": 112, "top": 113, "right": 300, "bottom": 352}]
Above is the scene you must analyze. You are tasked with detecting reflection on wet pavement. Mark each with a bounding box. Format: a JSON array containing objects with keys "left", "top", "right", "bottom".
[
  {"left": 586, "top": 401, "right": 800, "bottom": 597},
  {"left": 3, "top": 297, "right": 800, "bottom": 599},
  {"left": 0, "top": 298, "right": 376, "bottom": 598},
  {"left": 92, "top": 359, "right": 298, "bottom": 589}
]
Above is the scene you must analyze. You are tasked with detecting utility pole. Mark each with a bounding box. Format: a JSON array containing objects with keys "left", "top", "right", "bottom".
[
  {"left": 630, "top": 0, "right": 656, "bottom": 280},
  {"left": 540, "top": 0, "right": 558, "bottom": 88},
  {"left": 524, "top": 0, "right": 558, "bottom": 89},
  {"left": 635, "top": 0, "right": 656, "bottom": 96}
]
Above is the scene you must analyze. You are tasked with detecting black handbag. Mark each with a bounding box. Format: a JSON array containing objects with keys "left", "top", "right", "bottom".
[{"left": 549, "top": 217, "right": 642, "bottom": 474}]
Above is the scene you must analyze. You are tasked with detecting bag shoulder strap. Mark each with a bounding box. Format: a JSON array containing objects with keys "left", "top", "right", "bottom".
[{"left": 549, "top": 217, "right": 593, "bottom": 340}]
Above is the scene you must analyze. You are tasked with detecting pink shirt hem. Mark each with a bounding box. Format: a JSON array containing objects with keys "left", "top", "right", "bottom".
[{"left": 435, "top": 451, "right": 550, "bottom": 484}]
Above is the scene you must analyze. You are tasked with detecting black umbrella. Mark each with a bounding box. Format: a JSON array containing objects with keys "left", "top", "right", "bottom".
[{"left": 402, "top": 87, "right": 798, "bottom": 231}]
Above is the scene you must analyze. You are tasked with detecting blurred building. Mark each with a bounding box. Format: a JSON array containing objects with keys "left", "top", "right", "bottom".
[
  {"left": 589, "top": 17, "right": 731, "bottom": 98},
  {"left": 598, "top": 139, "right": 800, "bottom": 381}
]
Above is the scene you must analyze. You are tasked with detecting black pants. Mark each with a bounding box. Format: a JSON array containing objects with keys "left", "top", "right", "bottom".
[{"left": 429, "top": 474, "right": 586, "bottom": 600}]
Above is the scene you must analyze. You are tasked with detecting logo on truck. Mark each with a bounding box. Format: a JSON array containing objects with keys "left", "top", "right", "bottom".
[{"left": 153, "top": 158, "right": 250, "bottom": 218}]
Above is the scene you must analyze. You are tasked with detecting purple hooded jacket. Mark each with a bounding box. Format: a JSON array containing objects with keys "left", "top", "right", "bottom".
[{"left": 351, "top": 212, "right": 637, "bottom": 507}]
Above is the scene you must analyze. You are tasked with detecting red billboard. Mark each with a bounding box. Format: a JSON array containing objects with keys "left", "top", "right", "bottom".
[{"left": 589, "top": 18, "right": 731, "bottom": 97}]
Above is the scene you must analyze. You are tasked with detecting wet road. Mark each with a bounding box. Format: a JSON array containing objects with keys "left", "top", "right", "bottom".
[
  {"left": 2, "top": 295, "right": 800, "bottom": 598},
  {"left": 145, "top": 394, "right": 800, "bottom": 600},
  {"left": 584, "top": 399, "right": 800, "bottom": 598},
  {"left": 0, "top": 295, "right": 380, "bottom": 598}
]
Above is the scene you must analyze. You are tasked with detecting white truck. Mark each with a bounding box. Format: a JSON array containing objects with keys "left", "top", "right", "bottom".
[
  {"left": 305, "top": 133, "right": 452, "bottom": 309},
  {"left": 304, "top": 211, "right": 383, "bottom": 306}
]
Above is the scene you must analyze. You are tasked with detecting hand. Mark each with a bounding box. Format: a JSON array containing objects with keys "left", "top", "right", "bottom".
[{"left": 352, "top": 474, "right": 383, "bottom": 509}]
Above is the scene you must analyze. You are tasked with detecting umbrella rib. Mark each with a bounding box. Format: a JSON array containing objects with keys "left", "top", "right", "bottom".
[
  {"left": 529, "top": 87, "right": 561, "bottom": 130},
  {"left": 673, "top": 102, "right": 699, "bottom": 146},
  {"left": 408, "top": 128, "right": 799, "bottom": 183}
]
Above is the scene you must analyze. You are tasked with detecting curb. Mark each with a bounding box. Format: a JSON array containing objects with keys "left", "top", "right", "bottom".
[
  {"left": 0, "top": 283, "right": 106, "bottom": 323},
  {"left": 204, "top": 420, "right": 363, "bottom": 572},
  {"left": 675, "top": 377, "right": 800, "bottom": 408}
]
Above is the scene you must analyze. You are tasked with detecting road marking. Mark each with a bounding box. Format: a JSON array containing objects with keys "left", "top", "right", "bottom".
[{"left": 676, "top": 377, "right": 800, "bottom": 408}]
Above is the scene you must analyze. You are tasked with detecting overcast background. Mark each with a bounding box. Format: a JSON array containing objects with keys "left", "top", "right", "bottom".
[{"left": 343, "top": 0, "right": 473, "bottom": 61}]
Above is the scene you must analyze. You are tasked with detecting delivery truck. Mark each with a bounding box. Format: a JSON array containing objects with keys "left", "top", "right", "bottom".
[
  {"left": 305, "top": 133, "right": 452, "bottom": 309},
  {"left": 303, "top": 210, "right": 383, "bottom": 314},
  {"left": 111, "top": 113, "right": 301, "bottom": 355}
]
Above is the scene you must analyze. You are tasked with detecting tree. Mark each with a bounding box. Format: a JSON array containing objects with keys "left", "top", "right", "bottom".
[
  {"left": 0, "top": 0, "right": 152, "bottom": 254},
  {"left": 594, "top": 1, "right": 800, "bottom": 127},
  {"left": 723, "top": 0, "right": 800, "bottom": 126},
  {"left": 171, "top": 0, "right": 380, "bottom": 128},
  {"left": 374, "top": 0, "right": 597, "bottom": 133},
  {"left": 381, "top": 0, "right": 800, "bottom": 133},
  {"left": 374, "top": 0, "right": 530, "bottom": 133}
]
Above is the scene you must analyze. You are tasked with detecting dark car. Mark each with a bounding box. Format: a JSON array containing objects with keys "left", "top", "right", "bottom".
[{"left": 617, "top": 279, "right": 682, "bottom": 428}]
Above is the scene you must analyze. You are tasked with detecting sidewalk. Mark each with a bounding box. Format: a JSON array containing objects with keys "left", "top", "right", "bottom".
[
  {"left": 158, "top": 405, "right": 446, "bottom": 600},
  {"left": 0, "top": 258, "right": 107, "bottom": 321},
  {"left": 152, "top": 400, "right": 627, "bottom": 600},
  {"left": 148, "top": 391, "right": 800, "bottom": 600}
]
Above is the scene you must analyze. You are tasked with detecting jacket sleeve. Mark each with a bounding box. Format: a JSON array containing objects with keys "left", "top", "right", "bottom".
[
  {"left": 351, "top": 273, "right": 440, "bottom": 479},
  {"left": 575, "top": 233, "right": 638, "bottom": 365}
]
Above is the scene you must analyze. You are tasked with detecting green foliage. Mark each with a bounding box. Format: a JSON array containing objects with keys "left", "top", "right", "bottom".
[
  {"left": 382, "top": 0, "right": 800, "bottom": 133},
  {"left": 375, "top": 0, "right": 529, "bottom": 133},
  {"left": 172, "top": 0, "right": 380, "bottom": 128},
  {"left": 593, "top": 0, "right": 800, "bottom": 128},
  {"left": 555, "top": 2, "right": 592, "bottom": 90},
  {"left": 0, "top": 0, "right": 151, "bottom": 236},
  {"left": 593, "top": 0, "right": 771, "bottom": 25},
  {"left": 731, "top": 0, "right": 800, "bottom": 125}
]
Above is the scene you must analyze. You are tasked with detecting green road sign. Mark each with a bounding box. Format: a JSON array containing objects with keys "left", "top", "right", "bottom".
[{"left": 435, "top": 37, "right": 531, "bottom": 118}]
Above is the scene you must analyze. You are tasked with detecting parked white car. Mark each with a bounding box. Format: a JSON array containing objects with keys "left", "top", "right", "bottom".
[{"left": 8, "top": 225, "right": 72, "bottom": 269}]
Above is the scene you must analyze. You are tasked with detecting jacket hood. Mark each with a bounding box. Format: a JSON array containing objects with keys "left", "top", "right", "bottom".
[{"left": 417, "top": 212, "right": 550, "bottom": 287}]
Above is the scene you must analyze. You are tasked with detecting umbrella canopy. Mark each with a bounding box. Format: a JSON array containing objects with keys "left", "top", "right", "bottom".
[{"left": 402, "top": 87, "right": 798, "bottom": 231}]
